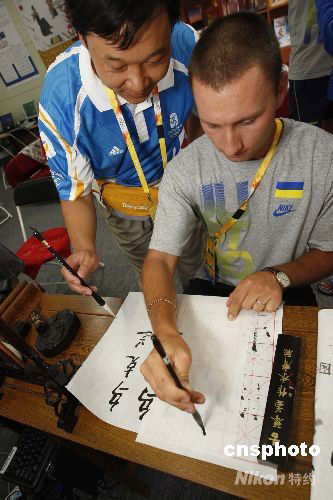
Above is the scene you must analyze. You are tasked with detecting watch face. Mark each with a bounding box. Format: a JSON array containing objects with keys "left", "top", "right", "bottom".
[{"left": 277, "top": 271, "right": 290, "bottom": 288}]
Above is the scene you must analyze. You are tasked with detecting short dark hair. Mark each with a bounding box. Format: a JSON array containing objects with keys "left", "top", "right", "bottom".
[
  {"left": 190, "top": 12, "right": 282, "bottom": 92},
  {"left": 64, "top": 0, "right": 181, "bottom": 49}
]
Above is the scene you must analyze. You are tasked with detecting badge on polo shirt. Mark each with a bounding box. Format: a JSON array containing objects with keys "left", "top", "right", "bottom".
[{"left": 274, "top": 181, "right": 304, "bottom": 199}]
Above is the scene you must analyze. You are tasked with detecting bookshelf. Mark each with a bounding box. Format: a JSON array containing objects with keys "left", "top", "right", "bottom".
[{"left": 181, "top": 0, "right": 290, "bottom": 63}]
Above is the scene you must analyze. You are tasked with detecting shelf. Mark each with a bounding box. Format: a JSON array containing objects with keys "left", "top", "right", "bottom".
[
  {"left": 181, "top": 1, "right": 290, "bottom": 63},
  {"left": 182, "top": 0, "right": 288, "bottom": 25},
  {"left": 256, "top": 8, "right": 268, "bottom": 15},
  {"left": 268, "top": 0, "right": 288, "bottom": 11}
]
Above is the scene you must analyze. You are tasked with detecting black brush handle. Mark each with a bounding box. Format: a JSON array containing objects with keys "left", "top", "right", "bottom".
[
  {"left": 30, "top": 226, "right": 105, "bottom": 306},
  {"left": 152, "top": 335, "right": 185, "bottom": 390}
]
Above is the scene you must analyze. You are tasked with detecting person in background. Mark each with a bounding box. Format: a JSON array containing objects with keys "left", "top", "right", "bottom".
[
  {"left": 38, "top": 0, "right": 203, "bottom": 297},
  {"left": 288, "top": 0, "right": 333, "bottom": 128},
  {"left": 46, "top": 0, "right": 58, "bottom": 18},
  {"left": 314, "top": 0, "right": 333, "bottom": 295},
  {"left": 31, "top": 5, "right": 53, "bottom": 36},
  {"left": 140, "top": 13, "right": 333, "bottom": 413}
]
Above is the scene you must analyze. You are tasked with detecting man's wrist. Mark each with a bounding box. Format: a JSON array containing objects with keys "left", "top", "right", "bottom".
[
  {"left": 262, "top": 267, "right": 291, "bottom": 290},
  {"left": 153, "top": 327, "right": 180, "bottom": 341},
  {"left": 147, "top": 297, "right": 177, "bottom": 314},
  {"left": 72, "top": 245, "right": 97, "bottom": 255}
]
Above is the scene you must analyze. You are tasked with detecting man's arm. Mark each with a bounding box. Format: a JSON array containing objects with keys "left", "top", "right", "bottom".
[
  {"left": 140, "top": 249, "right": 205, "bottom": 412},
  {"left": 316, "top": 0, "right": 333, "bottom": 55},
  {"left": 274, "top": 248, "right": 333, "bottom": 286},
  {"left": 142, "top": 249, "right": 178, "bottom": 337},
  {"left": 60, "top": 193, "right": 100, "bottom": 294},
  {"left": 227, "top": 249, "right": 333, "bottom": 320}
]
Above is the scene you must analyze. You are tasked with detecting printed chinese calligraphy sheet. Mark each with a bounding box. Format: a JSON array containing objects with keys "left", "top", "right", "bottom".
[
  {"left": 311, "top": 309, "right": 333, "bottom": 500},
  {"left": 137, "top": 294, "right": 282, "bottom": 478}
]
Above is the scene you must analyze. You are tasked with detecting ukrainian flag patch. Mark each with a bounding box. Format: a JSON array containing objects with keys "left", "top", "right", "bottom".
[{"left": 275, "top": 181, "right": 304, "bottom": 199}]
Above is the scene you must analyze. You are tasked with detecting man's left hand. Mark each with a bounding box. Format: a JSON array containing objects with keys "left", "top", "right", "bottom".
[{"left": 226, "top": 271, "right": 283, "bottom": 320}]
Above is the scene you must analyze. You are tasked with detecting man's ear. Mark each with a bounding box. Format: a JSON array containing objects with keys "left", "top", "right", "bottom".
[
  {"left": 78, "top": 33, "right": 87, "bottom": 48},
  {"left": 276, "top": 68, "right": 289, "bottom": 110}
]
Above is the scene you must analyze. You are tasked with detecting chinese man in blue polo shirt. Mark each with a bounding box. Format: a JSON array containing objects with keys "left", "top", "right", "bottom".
[{"left": 38, "top": 0, "right": 203, "bottom": 295}]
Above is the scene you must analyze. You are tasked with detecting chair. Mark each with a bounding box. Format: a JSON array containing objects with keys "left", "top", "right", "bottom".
[
  {"left": 4, "top": 137, "right": 50, "bottom": 193},
  {"left": 14, "top": 176, "right": 59, "bottom": 242},
  {"left": 0, "top": 204, "right": 12, "bottom": 226}
]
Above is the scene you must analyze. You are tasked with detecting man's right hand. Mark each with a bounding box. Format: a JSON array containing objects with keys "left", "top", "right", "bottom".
[
  {"left": 140, "top": 334, "right": 205, "bottom": 413},
  {"left": 61, "top": 250, "right": 100, "bottom": 295}
]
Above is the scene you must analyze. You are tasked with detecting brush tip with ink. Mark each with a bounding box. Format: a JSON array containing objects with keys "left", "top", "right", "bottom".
[{"left": 193, "top": 409, "right": 206, "bottom": 436}]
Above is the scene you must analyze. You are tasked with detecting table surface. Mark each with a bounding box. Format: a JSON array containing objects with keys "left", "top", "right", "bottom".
[{"left": 0, "top": 285, "right": 319, "bottom": 499}]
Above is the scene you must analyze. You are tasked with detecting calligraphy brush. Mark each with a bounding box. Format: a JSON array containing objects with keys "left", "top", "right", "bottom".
[
  {"left": 151, "top": 334, "right": 206, "bottom": 435},
  {"left": 29, "top": 226, "right": 116, "bottom": 317}
]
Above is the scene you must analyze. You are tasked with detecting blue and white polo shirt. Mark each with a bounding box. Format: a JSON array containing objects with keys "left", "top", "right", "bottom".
[{"left": 38, "top": 22, "right": 198, "bottom": 201}]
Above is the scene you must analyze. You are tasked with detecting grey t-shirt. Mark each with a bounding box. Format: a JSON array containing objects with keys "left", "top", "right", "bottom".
[
  {"left": 288, "top": 0, "right": 333, "bottom": 80},
  {"left": 150, "top": 119, "right": 333, "bottom": 286}
]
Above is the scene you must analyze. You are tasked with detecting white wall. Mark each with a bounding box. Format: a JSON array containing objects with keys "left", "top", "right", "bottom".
[{"left": 0, "top": 0, "right": 47, "bottom": 124}]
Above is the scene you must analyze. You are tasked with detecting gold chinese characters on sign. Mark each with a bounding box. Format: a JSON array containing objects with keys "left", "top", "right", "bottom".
[{"left": 268, "top": 348, "right": 294, "bottom": 445}]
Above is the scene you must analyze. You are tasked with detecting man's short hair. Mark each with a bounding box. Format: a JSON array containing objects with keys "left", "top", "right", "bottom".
[
  {"left": 64, "top": 0, "right": 180, "bottom": 49},
  {"left": 190, "top": 12, "right": 282, "bottom": 93}
]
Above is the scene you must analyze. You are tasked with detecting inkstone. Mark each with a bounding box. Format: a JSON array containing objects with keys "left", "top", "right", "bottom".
[{"left": 35, "top": 309, "right": 80, "bottom": 357}]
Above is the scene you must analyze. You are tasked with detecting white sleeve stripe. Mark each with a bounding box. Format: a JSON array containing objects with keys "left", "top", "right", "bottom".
[
  {"left": 171, "top": 58, "right": 188, "bottom": 76},
  {"left": 47, "top": 45, "right": 81, "bottom": 74},
  {"left": 39, "top": 105, "right": 73, "bottom": 164},
  {"left": 178, "top": 128, "right": 185, "bottom": 147},
  {"left": 74, "top": 86, "right": 88, "bottom": 143},
  {"left": 39, "top": 104, "right": 86, "bottom": 200}
]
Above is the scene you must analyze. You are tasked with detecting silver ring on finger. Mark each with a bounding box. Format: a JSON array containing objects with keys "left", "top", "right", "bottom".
[{"left": 256, "top": 299, "right": 265, "bottom": 305}]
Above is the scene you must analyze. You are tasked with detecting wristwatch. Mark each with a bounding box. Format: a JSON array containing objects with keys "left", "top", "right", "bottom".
[{"left": 262, "top": 267, "right": 291, "bottom": 290}]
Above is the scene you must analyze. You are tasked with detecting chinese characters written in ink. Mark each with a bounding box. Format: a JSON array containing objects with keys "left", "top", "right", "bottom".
[
  {"left": 135, "top": 330, "right": 151, "bottom": 348},
  {"left": 138, "top": 387, "right": 156, "bottom": 420},
  {"left": 319, "top": 362, "right": 331, "bottom": 375},
  {"left": 124, "top": 356, "right": 140, "bottom": 378},
  {"left": 109, "top": 330, "right": 155, "bottom": 419},
  {"left": 109, "top": 381, "right": 129, "bottom": 411}
]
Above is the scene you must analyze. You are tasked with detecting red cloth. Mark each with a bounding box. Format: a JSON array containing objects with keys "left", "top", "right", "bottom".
[
  {"left": 16, "top": 227, "right": 71, "bottom": 279},
  {"left": 4, "top": 153, "right": 50, "bottom": 188}
]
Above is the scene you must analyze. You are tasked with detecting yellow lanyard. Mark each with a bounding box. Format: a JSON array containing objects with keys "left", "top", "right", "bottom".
[
  {"left": 105, "top": 86, "right": 167, "bottom": 206},
  {"left": 205, "top": 118, "right": 283, "bottom": 283}
]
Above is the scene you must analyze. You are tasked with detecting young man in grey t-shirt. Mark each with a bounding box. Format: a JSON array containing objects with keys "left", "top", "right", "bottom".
[{"left": 140, "top": 13, "right": 333, "bottom": 414}]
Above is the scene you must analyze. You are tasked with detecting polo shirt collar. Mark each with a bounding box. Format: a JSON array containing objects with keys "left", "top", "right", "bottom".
[{"left": 79, "top": 44, "right": 175, "bottom": 114}]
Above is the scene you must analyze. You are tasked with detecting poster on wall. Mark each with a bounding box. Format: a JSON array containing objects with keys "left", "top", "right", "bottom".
[
  {"left": 15, "top": 0, "right": 77, "bottom": 68},
  {"left": 0, "top": 0, "right": 38, "bottom": 87}
]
